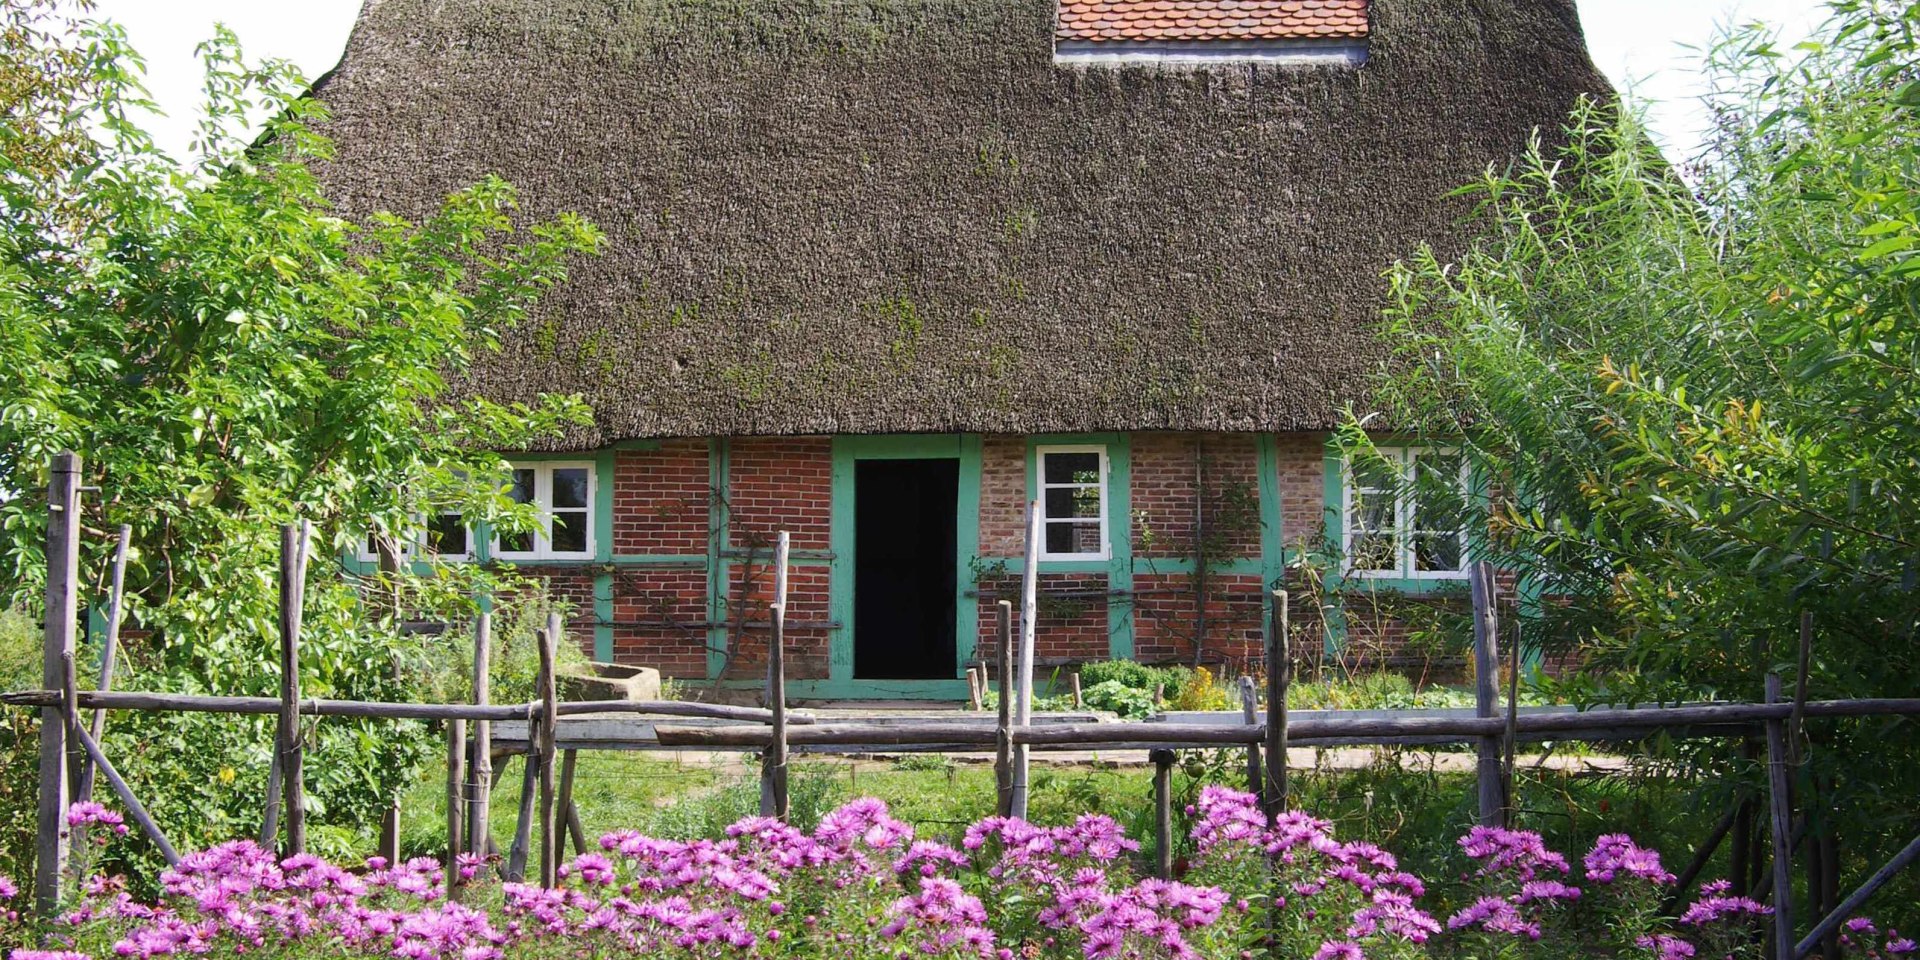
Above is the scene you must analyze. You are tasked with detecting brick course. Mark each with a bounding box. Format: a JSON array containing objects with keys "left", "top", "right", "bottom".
[
  {"left": 729, "top": 437, "right": 833, "bottom": 552},
  {"left": 614, "top": 441, "right": 709, "bottom": 556}
]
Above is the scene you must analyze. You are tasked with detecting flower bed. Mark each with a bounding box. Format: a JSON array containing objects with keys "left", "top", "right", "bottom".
[{"left": 5, "top": 792, "right": 1913, "bottom": 959}]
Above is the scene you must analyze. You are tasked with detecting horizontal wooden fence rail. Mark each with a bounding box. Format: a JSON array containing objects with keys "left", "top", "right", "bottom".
[{"left": 0, "top": 690, "right": 810, "bottom": 725}]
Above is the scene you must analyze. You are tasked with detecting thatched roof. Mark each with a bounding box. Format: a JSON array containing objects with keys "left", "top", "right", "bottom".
[{"left": 310, "top": 0, "right": 1607, "bottom": 448}]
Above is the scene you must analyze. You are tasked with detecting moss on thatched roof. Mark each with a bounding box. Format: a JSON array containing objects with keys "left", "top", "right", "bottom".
[{"left": 311, "top": 0, "right": 1606, "bottom": 447}]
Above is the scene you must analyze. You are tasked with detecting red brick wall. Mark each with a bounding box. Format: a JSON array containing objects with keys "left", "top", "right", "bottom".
[
  {"left": 609, "top": 567, "right": 708, "bottom": 679},
  {"left": 1131, "top": 571, "right": 1265, "bottom": 667},
  {"left": 979, "top": 435, "right": 1026, "bottom": 557},
  {"left": 729, "top": 438, "right": 832, "bottom": 551},
  {"left": 721, "top": 561, "right": 832, "bottom": 681},
  {"left": 1273, "top": 433, "right": 1328, "bottom": 550},
  {"left": 1129, "top": 433, "right": 1262, "bottom": 561},
  {"left": 614, "top": 441, "right": 709, "bottom": 556}
]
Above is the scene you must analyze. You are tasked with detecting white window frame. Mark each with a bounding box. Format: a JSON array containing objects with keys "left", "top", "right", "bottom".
[
  {"left": 492, "top": 461, "right": 595, "bottom": 561},
  {"left": 1340, "top": 446, "right": 1469, "bottom": 580},
  {"left": 1035, "top": 445, "right": 1111, "bottom": 562},
  {"left": 356, "top": 510, "right": 472, "bottom": 564}
]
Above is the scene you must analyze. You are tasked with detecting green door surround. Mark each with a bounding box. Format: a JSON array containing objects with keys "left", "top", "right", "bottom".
[{"left": 802, "top": 434, "right": 980, "bottom": 701}]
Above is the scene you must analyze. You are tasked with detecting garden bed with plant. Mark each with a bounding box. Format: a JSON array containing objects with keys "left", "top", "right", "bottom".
[{"left": 10, "top": 792, "right": 1912, "bottom": 960}]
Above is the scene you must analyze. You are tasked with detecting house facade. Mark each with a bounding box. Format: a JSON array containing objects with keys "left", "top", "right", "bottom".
[{"left": 313, "top": 0, "right": 1607, "bottom": 697}]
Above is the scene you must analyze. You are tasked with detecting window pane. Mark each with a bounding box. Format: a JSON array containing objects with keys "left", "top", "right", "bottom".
[
  {"left": 1045, "top": 520, "right": 1102, "bottom": 556},
  {"left": 427, "top": 514, "right": 467, "bottom": 557},
  {"left": 1349, "top": 532, "right": 1399, "bottom": 572},
  {"left": 1044, "top": 485, "right": 1102, "bottom": 521},
  {"left": 1351, "top": 454, "right": 1397, "bottom": 493},
  {"left": 1414, "top": 532, "right": 1463, "bottom": 572},
  {"left": 551, "top": 511, "right": 588, "bottom": 553},
  {"left": 1043, "top": 451, "right": 1101, "bottom": 486},
  {"left": 1411, "top": 452, "right": 1464, "bottom": 533},
  {"left": 506, "top": 468, "right": 536, "bottom": 505},
  {"left": 552, "top": 468, "right": 590, "bottom": 509},
  {"left": 1349, "top": 490, "right": 1394, "bottom": 534},
  {"left": 498, "top": 530, "right": 533, "bottom": 554}
]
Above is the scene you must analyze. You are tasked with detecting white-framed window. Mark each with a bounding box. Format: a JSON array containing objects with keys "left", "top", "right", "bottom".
[
  {"left": 1342, "top": 446, "right": 1468, "bottom": 579},
  {"left": 357, "top": 509, "right": 471, "bottom": 564},
  {"left": 493, "top": 462, "right": 594, "bottom": 560},
  {"left": 1036, "top": 445, "right": 1109, "bottom": 562}
]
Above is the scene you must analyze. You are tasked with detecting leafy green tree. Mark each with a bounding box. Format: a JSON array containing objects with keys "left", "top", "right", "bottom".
[
  {"left": 0, "top": 0, "right": 600, "bottom": 874},
  {"left": 1363, "top": 0, "right": 1918, "bottom": 913}
]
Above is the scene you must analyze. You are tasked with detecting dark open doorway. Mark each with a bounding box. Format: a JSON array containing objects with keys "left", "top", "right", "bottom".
[{"left": 854, "top": 458, "right": 958, "bottom": 680}]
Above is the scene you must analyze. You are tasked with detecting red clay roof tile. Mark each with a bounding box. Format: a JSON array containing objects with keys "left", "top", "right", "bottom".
[{"left": 1057, "top": 0, "right": 1367, "bottom": 42}]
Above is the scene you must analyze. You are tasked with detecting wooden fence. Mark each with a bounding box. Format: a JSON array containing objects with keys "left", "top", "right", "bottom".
[{"left": 10, "top": 451, "right": 1920, "bottom": 960}]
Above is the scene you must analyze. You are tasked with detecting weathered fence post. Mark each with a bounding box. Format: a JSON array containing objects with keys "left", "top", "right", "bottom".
[
  {"left": 965, "top": 668, "right": 983, "bottom": 712},
  {"left": 1011, "top": 501, "right": 1039, "bottom": 820},
  {"left": 994, "top": 599, "right": 1014, "bottom": 817},
  {"left": 1470, "top": 561, "right": 1503, "bottom": 827},
  {"left": 507, "top": 750, "right": 535, "bottom": 881},
  {"left": 1502, "top": 618, "right": 1521, "bottom": 822},
  {"left": 378, "top": 799, "right": 402, "bottom": 863},
  {"left": 1239, "top": 675, "right": 1262, "bottom": 797},
  {"left": 469, "top": 612, "right": 494, "bottom": 858},
  {"left": 537, "top": 614, "right": 560, "bottom": 887},
  {"left": 274, "top": 521, "right": 313, "bottom": 854},
  {"left": 70, "top": 722, "right": 177, "bottom": 866},
  {"left": 445, "top": 714, "right": 466, "bottom": 900},
  {"left": 1262, "top": 589, "right": 1289, "bottom": 815},
  {"left": 1795, "top": 832, "right": 1920, "bottom": 960},
  {"left": 1765, "top": 673, "right": 1794, "bottom": 960},
  {"left": 36, "top": 451, "right": 80, "bottom": 917},
  {"left": 1152, "top": 748, "right": 1176, "bottom": 880},
  {"left": 76, "top": 524, "right": 130, "bottom": 806},
  {"left": 760, "top": 531, "right": 791, "bottom": 819},
  {"left": 557, "top": 750, "right": 586, "bottom": 854}
]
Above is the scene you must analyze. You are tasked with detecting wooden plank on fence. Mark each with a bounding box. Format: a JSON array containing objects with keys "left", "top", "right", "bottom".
[
  {"left": 379, "top": 798, "right": 401, "bottom": 864},
  {"left": 1263, "top": 589, "right": 1290, "bottom": 814},
  {"left": 71, "top": 722, "right": 178, "bottom": 866},
  {"left": 994, "top": 600, "right": 1014, "bottom": 817},
  {"left": 1765, "top": 673, "right": 1795, "bottom": 960},
  {"left": 1151, "top": 749, "right": 1175, "bottom": 879},
  {"left": 469, "top": 612, "right": 494, "bottom": 857},
  {"left": 507, "top": 749, "right": 535, "bottom": 882},
  {"left": 1239, "top": 675, "right": 1262, "bottom": 798},
  {"left": 1012, "top": 501, "right": 1039, "bottom": 820},
  {"left": 556, "top": 749, "right": 585, "bottom": 855},
  {"left": 1470, "top": 561, "right": 1502, "bottom": 827},
  {"left": 537, "top": 616, "right": 560, "bottom": 887},
  {"left": 36, "top": 451, "right": 80, "bottom": 917},
  {"left": 761, "top": 531, "right": 791, "bottom": 819},
  {"left": 277, "top": 521, "right": 313, "bottom": 855},
  {"left": 77, "top": 523, "right": 130, "bottom": 806},
  {"left": 1794, "top": 832, "right": 1920, "bottom": 960},
  {"left": 445, "top": 716, "right": 466, "bottom": 900}
]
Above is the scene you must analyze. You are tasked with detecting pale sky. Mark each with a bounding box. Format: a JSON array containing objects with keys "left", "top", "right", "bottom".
[{"left": 92, "top": 0, "right": 1828, "bottom": 164}]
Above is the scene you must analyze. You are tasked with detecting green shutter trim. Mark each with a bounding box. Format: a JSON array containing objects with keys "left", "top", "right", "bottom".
[
  {"left": 1320, "top": 444, "right": 1350, "bottom": 657},
  {"left": 1106, "top": 435, "right": 1134, "bottom": 661},
  {"left": 706, "top": 437, "right": 731, "bottom": 681},
  {"left": 1257, "top": 434, "right": 1287, "bottom": 653},
  {"left": 956, "top": 434, "right": 984, "bottom": 671},
  {"left": 830, "top": 434, "right": 976, "bottom": 696},
  {"left": 592, "top": 448, "right": 616, "bottom": 661}
]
